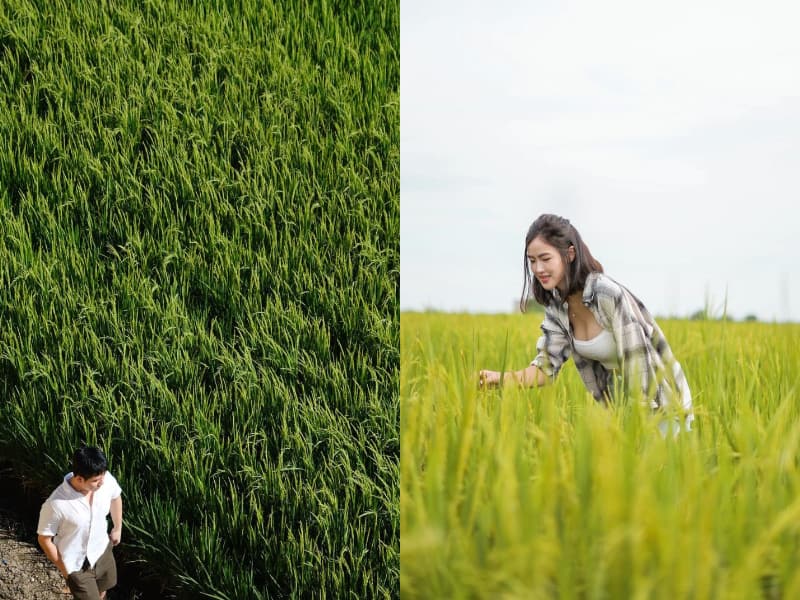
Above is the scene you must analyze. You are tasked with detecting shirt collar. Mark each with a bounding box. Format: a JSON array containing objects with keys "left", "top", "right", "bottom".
[
  {"left": 59, "top": 473, "right": 87, "bottom": 500},
  {"left": 552, "top": 271, "right": 602, "bottom": 306},
  {"left": 582, "top": 272, "right": 601, "bottom": 304}
]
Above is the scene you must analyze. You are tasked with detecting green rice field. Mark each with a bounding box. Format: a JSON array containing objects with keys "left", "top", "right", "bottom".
[
  {"left": 401, "top": 311, "right": 800, "bottom": 599},
  {"left": 0, "top": 1, "right": 398, "bottom": 598}
]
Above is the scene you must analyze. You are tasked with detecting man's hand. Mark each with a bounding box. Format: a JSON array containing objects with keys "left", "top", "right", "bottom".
[
  {"left": 38, "top": 535, "right": 70, "bottom": 580},
  {"left": 109, "top": 528, "right": 122, "bottom": 546},
  {"left": 57, "top": 562, "right": 69, "bottom": 579}
]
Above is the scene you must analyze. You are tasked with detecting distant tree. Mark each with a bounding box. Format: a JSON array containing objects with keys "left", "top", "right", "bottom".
[
  {"left": 517, "top": 297, "right": 543, "bottom": 314},
  {"left": 689, "top": 308, "right": 735, "bottom": 322},
  {"left": 743, "top": 314, "right": 758, "bottom": 322}
]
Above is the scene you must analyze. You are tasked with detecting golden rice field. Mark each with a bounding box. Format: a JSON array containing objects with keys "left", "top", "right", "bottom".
[{"left": 401, "top": 311, "right": 800, "bottom": 600}]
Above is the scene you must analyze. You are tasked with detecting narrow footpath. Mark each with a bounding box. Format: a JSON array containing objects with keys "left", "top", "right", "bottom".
[{"left": 0, "top": 511, "right": 67, "bottom": 599}]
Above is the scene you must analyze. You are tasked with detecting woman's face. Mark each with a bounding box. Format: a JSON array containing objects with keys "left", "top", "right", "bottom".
[{"left": 527, "top": 235, "right": 572, "bottom": 293}]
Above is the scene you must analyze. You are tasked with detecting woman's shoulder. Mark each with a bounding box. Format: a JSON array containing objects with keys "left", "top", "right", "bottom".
[
  {"left": 584, "top": 272, "right": 625, "bottom": 303},
  {"left": 587, "top": 272, "right": 655, "bottom": 325}
]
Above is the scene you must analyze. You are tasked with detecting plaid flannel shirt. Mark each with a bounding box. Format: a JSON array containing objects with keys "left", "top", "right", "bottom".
[{"left": 531, "top": 272, "right": 693, "bottom": 416}]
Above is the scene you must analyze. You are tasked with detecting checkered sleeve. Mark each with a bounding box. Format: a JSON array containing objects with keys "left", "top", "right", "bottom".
[{"left": 531, "top": 310, "right": 571, "bottom": 379}]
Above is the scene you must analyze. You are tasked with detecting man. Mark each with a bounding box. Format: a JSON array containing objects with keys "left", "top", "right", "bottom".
[{"left": 37, "top": 446, "right": 123, "bottom": 600}]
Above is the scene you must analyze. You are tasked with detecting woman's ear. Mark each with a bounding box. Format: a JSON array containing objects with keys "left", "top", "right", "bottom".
[{"left": 568, "top": 245, "right": 575, "bottom": 263}]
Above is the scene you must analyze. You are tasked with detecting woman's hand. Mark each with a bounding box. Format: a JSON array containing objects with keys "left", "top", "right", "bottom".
[
  {"left": 478, "top": 369, "right": 502, "bottom": 388},
  {"left": 479, "top": 366, "right": 546, "bottom": 389}
]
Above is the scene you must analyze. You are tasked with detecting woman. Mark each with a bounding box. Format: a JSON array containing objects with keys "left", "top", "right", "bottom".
[{"left": 479, "top": 214, "right": 693, "bottom": 430}]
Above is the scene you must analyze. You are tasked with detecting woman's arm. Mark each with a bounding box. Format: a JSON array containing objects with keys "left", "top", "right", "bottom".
[
  {"left": 479, "top": 309, "right": 569, "bottom": 390},
  {"left": 479, "top": 364, "right": 549, "bottom": 388}
]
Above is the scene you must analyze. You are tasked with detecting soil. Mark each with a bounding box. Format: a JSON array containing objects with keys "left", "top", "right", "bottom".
[{"left": 0, "top": 512, "right": 68, "bottom": 600}]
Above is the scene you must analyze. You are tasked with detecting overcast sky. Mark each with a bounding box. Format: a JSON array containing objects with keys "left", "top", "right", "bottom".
[{"left": 401, "top": 0, "right": 799, "bottom": 322}]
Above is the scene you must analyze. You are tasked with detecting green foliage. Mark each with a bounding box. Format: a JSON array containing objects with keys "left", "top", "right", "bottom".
[
  {"left": 0, "top": 0, "right": 398, "bottom": 598},
  {"left": 401, "top": 313, "right": 800, "bottom": 599}
]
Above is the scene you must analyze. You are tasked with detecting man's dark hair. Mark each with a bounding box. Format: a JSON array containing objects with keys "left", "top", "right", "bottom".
[
  {"left": 72, "top": 446, "right": 108, "bottom": 479},
  {"left": 521, "top": 214, "right": 604, "bottom": 311}
]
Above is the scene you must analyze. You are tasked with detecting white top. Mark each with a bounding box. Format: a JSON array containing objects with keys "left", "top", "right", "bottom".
[
  {"left": 573, "top": 329, "right": 619, "bottom": 370},
  {"left": 37, "top": 472, "right": 122, "bottom": 574}
]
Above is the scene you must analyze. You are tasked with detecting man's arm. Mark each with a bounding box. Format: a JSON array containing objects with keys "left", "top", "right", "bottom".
[
  {"left": 109, "top": 496, "right": 123, "bottom": 545},
  {"left": 37, "top": 535, "right": 69, "bottom": 578}
]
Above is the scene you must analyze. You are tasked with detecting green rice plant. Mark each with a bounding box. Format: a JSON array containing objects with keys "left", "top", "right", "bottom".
[
  {"left": 0, "top": 0, "right": 398, "bottom": 597},
  {"left": 401, "top": 312, "right": 800, "bottom": 599}
]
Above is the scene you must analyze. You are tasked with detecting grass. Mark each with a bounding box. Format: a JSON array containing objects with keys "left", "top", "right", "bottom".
[
  {"left": 0, "top": 1, "right": 398, "bottom": 598},
  {"left": 401, "top": 311, "right": 800, "bottom": 599}
]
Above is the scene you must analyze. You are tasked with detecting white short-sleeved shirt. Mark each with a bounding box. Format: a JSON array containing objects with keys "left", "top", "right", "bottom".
[{"left": 37, "top": 472, "right": 123, "bottom": 575}]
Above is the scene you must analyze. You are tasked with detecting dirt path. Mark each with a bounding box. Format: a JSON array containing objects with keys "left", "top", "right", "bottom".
[{"left": 0, "top": 512, "right": 69, "bottom": 600}]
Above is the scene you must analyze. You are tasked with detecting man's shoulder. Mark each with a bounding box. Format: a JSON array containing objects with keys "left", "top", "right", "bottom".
[
  {"left": 44, "top": 477, "right": 73, "bottom": 503},
  {"left": 103, "top": 471, "right": 122, "bottom": 497},
  {"left": 41, "top": 487, "right": 69, "bottom": 515}
]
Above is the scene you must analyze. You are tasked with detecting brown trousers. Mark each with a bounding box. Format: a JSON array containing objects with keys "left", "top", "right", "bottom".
[{"left": 66, "top": 541, "right": 117, "bottom": 600}]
